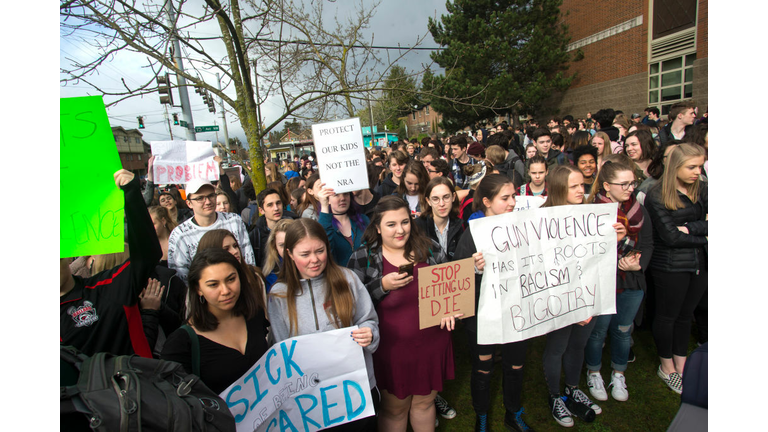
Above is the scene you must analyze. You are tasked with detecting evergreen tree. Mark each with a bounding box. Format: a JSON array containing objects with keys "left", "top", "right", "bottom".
[{"left": 427, "top": 0, "right": 575, "bottom": 129}]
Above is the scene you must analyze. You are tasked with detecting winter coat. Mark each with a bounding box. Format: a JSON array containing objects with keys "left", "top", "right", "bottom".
[{"left": 645, "top": 182, "right": 708, "bottom": 273}]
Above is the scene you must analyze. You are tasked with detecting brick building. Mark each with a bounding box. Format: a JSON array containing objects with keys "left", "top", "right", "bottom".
[
  {"left": 112, "top": 126, "right": 151, "bottom": 176},
  {"left": 403, "top": 104, "right": 444, "bottom": 137},
  {"left": 547, "top": 0, "right": 707, "bottom": 120}
]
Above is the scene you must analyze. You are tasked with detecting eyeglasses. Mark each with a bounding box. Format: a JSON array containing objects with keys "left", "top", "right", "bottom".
[
  {"left": 188, "top": 193, "right": 217, "bottom": 203},
  {"left": 429, "top": 195, "right": 453, "bottom": 204},
  {"left": 607, "top": 181, "right": 639, "bottom": 190}
]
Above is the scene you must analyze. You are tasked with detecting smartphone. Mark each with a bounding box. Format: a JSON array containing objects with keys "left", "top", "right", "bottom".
[
  {"left": 622, "top": 249, "right": 641, "bottom": 258},
  {"left": 398, "top": 263, "right": 414, "bottom": 275}
]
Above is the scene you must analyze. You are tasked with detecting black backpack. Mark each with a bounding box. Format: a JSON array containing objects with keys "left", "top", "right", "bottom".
[{"left": 60, "top": 345, "right": 235, "bottom": 432}]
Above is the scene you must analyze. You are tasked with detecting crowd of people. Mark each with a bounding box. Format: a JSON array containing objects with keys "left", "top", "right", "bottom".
[{"left": 60, "top": 100, "right": 707, "bottom": 431}]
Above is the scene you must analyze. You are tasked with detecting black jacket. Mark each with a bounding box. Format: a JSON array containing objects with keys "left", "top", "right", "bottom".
[
  {"left": 376, "top": 173, "right": 399, "bottom": 197},
  {"left": 658, "top": 122, "right": 693, "bottom": 145},
  {"left": 645, "top": 182, "right": 708, "bottom": 273},
  {"left": 415, "top": 216, "right": 465, "bottom": 261},
  {"left": 60, "top": 176, "right": 163, "bottom": 357}
]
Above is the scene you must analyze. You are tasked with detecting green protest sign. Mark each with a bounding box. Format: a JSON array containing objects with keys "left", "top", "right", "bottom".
[{"left": 60, "top": 96, "right": 125, "bottom": 258}]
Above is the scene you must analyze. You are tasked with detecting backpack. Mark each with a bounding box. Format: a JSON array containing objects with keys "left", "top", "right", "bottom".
[{"left": 60, "top": 345, "right": 235, "bottom": 432}]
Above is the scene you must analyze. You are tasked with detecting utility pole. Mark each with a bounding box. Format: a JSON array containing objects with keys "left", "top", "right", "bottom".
[
  {"left": 216, "top": 72, "right": 232, "bottom": 165},
  {"left": 368, "top": 96, "right": 375, "bottom": 147},
  {"left": 164, "top": 0, "right": 196, "bottom": 141},
  {"left": 164, "top": 105, "right": 174, "bottom": 140}
]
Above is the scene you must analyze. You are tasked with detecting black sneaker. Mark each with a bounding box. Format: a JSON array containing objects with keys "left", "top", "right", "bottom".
[
  {"left": 505, "top": 407, "right": 535, "bottom": 431},
  {"left": 548, "top": 395, "right": 574, "bottom": 427},
  {"left": 435, "top": 394, "right": 457, "bottom": 419},
  {"left": 475, "top": 413, "right": 490, "bottom": 432},
  {"left": 627, "top": 348, "right": 636, "bottom": 363},
  {"left": 563, "top": 387, "right": 598, "bottom": 422}
]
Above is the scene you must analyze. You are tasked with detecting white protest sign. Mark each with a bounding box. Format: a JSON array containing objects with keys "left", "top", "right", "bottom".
[
  {"left": 220, "top": 326, "right": 375, "bottom": 432},
  {"left": 514, "top": 195, "right": 547, "bottom": 212},
  {"left": 469, "top": 203, "right": 618, "bottom": 344},
  {"left": 311, "top": 118, "right": 368, "bottom": 193},
  {"left": 150, "top": 140, "right": 219, "bottom": 184}
]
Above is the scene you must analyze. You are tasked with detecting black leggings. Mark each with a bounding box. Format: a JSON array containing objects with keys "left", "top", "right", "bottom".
[
  {"left": 464, "top": 316, "right": 529, "bottom": 415},
  {"left": 542, "top": 320, "right": 597, "bottom": 396},
  {"left": 651, "top": 269, "right": 708, "bottom": 358}
]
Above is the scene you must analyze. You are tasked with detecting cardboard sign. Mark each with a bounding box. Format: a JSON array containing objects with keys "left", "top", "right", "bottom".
[
  {"left": 311, "top": 118, "right": 368, "bottom": 193},
  {"left": 150, "top": 140, "right": 219, "bottom": 184},
  {"left": 220, "top": 327, "right": 375, "bottom": 432},
  {"left": 469, "top": 203, "right": 618, "bottom": 344},
  {"left": 418, "top": 257, "right": 475, "bottom": 329},
  {"left": 514, "top": 195, "right": 547, "bottom": 212},
  {"left": 60, "top": 96, "right": 125, "bottom": 258}
]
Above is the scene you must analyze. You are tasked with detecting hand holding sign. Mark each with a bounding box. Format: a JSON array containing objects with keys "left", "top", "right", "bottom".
[
  {"left": 439, "top": 313, "right": 464, "bottom": 331},
  {"left": 350, "top": 327, "right": 373, "bottom": 347},
  {"left": 473, "top": 252, "right": 485, "bottom": 272},
  {"left": 418, "top": 258, "right": 475, "bottom": 330}
]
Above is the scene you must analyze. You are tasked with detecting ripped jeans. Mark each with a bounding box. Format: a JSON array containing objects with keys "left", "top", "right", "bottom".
[{"left": 584, "top": 289, "right": 645, "bottom": 372}]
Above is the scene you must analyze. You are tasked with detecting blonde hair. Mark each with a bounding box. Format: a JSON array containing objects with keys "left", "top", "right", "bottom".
[
  {"left": 262, "top": 219, "right": 294, "bottom": 275},
  {"left": 660, "top": 143, "right": 706, "bottom": 210}
]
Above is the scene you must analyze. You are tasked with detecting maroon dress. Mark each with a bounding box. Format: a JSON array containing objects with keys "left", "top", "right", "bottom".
[{"left": 373, "top": 258, "right": 454, "bottom": 399}]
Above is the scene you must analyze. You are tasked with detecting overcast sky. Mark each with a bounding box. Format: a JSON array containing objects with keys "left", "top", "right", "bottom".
[{"left": 59, "top": 0, "right": 449, "bottom": 148}]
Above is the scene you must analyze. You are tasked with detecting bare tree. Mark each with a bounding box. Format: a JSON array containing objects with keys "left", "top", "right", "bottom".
[{"left": 61, "top": 0, "right": 513, "bottom": 191}]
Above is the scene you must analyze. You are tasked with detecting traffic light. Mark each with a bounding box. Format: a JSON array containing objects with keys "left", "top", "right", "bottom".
[
  {"left": 231, "top": 149, "right": 237, "bottom": 155},
  {"left": 138, "top": 116, "right": 145, "bottom": 129},
  {"left": 172, "top": 113, "right": 179, "bottom": 125},
  {"left": 157, "top": 73, "right": 174, "bottom": 105}
]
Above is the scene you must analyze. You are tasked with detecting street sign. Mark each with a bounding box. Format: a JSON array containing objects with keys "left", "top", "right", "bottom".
[
  {"left": 179, "top": 120, "right": 188, "bottom": 127},
  {"left": 195, "top": 125, "right": 220, "bottom": 132}
]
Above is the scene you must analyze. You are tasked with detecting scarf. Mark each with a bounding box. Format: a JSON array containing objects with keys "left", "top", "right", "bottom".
[{"left": 594, "top": 192, "right": 644, "bottom": 281}]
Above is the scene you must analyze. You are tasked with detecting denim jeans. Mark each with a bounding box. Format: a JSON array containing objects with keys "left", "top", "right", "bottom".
[{"left": 585, "top": 289, "right": 645, "bottom": 372}]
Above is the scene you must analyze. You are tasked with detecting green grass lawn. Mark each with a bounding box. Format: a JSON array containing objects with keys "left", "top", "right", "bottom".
[{"left": 431, "top": 323, "right": 697, "bottom": 431}]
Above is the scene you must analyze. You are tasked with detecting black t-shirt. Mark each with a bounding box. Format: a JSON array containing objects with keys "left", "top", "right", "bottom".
[{"left": 161, "top": 312, "right": 270, "bottom": 394}]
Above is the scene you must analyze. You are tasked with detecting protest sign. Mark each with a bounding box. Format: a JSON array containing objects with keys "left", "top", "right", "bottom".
[
  {"left": 418, "top": 258, "right": 475, "bottom": 329},
  {"left": 469, "top": 203, "right": 618, "bottom": 344},
  {"left": 60, "top": 96, "right": 124, "bottom": 258},
  {"left": 149, "top": 140, "right": 219, "bottom": 184},
  {"left": 220, "top": 327, "right": 375, "bottom": 432},
  {"left": 311, "top": 118, "right": 368, "bottom": 194},
  {"left": 514, "top": 195, "right": 547, "bottom": 212}
]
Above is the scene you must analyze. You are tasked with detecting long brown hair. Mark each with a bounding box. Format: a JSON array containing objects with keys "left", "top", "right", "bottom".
[
  {"left": 396, "top": 160, "right": 429, "bottom": 212},
  {"left": 265, "top": 162, "right": 281, "bottom": 183},
  {"left": 362, "top": 196, "right": 434, "bottom": 263},
  {"left": 660, "top": 143, "right": 706, "bottom": 210},
  {"left": 274, "top": 219, "right": 354, "bottom": 336},
  {"left": 262, "top": 219, "right": 294, "bottom": 276},
  {"left": 186, "top": 248, "right": 262, "bottom": 332},
  {"left": 542, "top": 164, "right": 582, "bottom": 207},
  {"left": 297, "top": 172, "right": 321, "bottom": 217},
  {"left": 196, "top": 229, "right": 267, "bottom": 316}
]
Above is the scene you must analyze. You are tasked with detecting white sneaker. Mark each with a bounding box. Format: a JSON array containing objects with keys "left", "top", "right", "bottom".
[
  {"left": 609, "top": 372, "right": 629, "bottom": 401},
  {"left": 586, "top": 372, "right": 608, "bottom": 401}
]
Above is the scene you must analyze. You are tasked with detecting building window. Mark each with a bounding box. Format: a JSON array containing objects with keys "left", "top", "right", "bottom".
[
  {"left": 138, "top": 154, "right": 142, "bottom": 161},
  {"left": 123, "top": 136, "right": 128, "bottom": 142},
  {"left": 648, "top": 53, "right": 695, "bottom": 116},
  {"left": 412, "top": 112, "right": 416, "bottom": 120},
  {"left": 426, "top": 105, "right": 430, "bottom": 115},
  {"left": 129, "top": 155, "right": 133, "bottom": 161},
  {"left": 135, "top": 137, "right": 140, "bottom": 144}
]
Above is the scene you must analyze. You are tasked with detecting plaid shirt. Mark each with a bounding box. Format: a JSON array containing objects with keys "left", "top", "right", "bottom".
[
  {"left": 450, "top": 156, "right": 480, "bottom": 190},
  {"left": 347, "top": 239, "right": 446, "bottom": 306}
]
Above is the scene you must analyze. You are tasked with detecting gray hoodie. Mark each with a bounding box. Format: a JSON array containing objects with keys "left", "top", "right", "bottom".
[{"left": 268, "top": 268, "right": 379, "bottom": 389}]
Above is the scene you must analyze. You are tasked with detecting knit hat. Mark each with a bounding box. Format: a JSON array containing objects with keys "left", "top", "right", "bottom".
[
  {"left": 631, "top": 113, "right": 641, "bottom": 119},
  {"left": 467, "top": 141, "right": 485, "bottom": 158}
]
